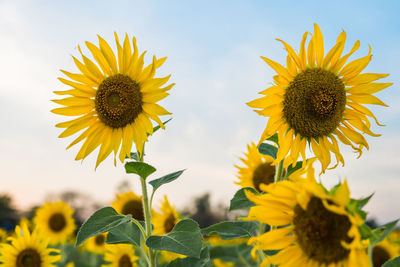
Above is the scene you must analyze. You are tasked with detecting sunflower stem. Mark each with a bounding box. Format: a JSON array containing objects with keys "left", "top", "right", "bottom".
[
  {"left": 274, "top": 160, "right": 284, "bottom": 182},
  {"left": 138, "top": 148, "right": 156, "bottom": 267},
  {"left": 367, "top": 244, "right": 373, "bottom": 265}
]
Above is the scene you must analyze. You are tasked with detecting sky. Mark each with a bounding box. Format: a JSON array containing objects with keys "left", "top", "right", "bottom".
[{"left": 0, "top": 0, "right": 399, "bottom": 224}]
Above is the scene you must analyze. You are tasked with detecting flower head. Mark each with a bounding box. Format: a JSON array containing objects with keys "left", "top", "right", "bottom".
[
  {"left": 248, "top": 24, "right": 391, "bottom": 172},
  {"left": 52, "top": 33, "right": 173, "bottom": 168}
]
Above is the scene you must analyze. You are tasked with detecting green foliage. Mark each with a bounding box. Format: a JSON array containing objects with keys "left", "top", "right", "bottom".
[
  {"left": 229, "top": 187, "right": 258, "bottom": 211},
  {"left": 105, "top": 221, "right": 142, "bottom": 247},
  {"left": 258, "top": 143, "right": 278, "bottom": 159},
  {"left": 125, "top": 161, "right": 156, "bottom": 179},
  {"left": 286, "top": 161, "right": 303, "bottom": 177},
  {"left": 75, "top": 207, "right": 132, "bottom": 247},
  {"left": 152, "top": 118, "right": 172, "bottom": 134},
  {"left": 167, "top": 245, "right": 211, "bottom": 267},
  {"left": 209, "top": 243, "right": 253, "bottom": 263},
  {"left": 149, "top": 170, "right": 185, "bottom": 191},
  {"left": 370, "top": 220, "right": 399, "bottom": 245},
  {"left": 383, "top": 256, "right": 400, "bottom": 267},
  {"left": 146, "top": 219, "right": 203, "bottom": 258},
  {"left": 201, "top": 221, "right": 258, "bottom": 239},
  {"left": 267, "top": 133, "right": 279, "bottom": 145}
]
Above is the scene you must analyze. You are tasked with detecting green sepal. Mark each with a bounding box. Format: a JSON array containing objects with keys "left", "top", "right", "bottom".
[
  {"left": 383, "top": 256, "right": 400, "bottom": 267},
  {"left": 75, "top": 207, "right": 132, "bottom": 247},
  {"left": 370, "top": 219, "right": 398, "bottom": 246},
  {"left": 125, "top": 161, "right": 156, "bottom": 179},
  {"left": 286, "top": 161, "right": 303, "bottom": 177},
  {"left": 151, "top": 118, "right": 172, "bottom": 135},
  {"left": 267, "top": 133, "right": 279, "bottom": 145},
  {"left": 167, "top": 245, "right": 211, "bottom": 267},
  {"left": 201, "top": 221, "right": 258, "bottom": 240},
  {"left": 125, "top": 152, "right": 139, "bottom": 161},
  {"left": 258, "top": 143, "right": 278, "bottom": 159},
  {"left": 146, "top": 219, "right": 203, "bottom": 258},
  {"left": 105, "top": 220, "right": 142, "bottom": 247},
  {"left": 229, "top": 187, "right": 258, "bottom": 211},
  {"left": 149, "top": 170, "right": 185, "bottom": 191}
]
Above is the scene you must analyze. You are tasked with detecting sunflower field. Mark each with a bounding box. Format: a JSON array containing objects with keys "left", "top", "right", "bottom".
[{"left": 1, "top": 2, "right": 400, "bottom": 267}]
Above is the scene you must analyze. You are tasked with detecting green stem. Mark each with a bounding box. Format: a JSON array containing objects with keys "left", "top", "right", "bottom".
[
  {"left": 138, "top": 148, "right": 156, "bottom": 267},
  {"left": 368, "top": 244, "right": 373, "bottom": 265},
  {"left": 274, "top": 160, "right": 284, "bottom": 182},
  {"left": 131, "top": 218, "right": 146, "bottom": 238}
]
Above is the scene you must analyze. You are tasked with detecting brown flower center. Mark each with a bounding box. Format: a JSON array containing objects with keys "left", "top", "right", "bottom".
[
  {"left": 372, "top": 245, "right": 391, "bottom": 267},
  {"left": 95, "top": 74, "right": 143, "bottom": 128},
  {"left": 118, "top": 254, "right": 132, "bottom": 267},
  {"left": 164, "top": 213, "right": 176, "bottom": 233},
  {"left": 252, "top": 162, "right": 275, "bottom": 192},
  {"left": 283, "top": 68, "right": 346, "bottom": 138},
  {"left": 48, "top": 213, "right": 67, "bottom": 232},
  {"left": 293, "top": 196, "right": 352, "bottom": 265},
  {"left": 95, "top": 234, "right": 106, "bottom": 246},
  {"left": 121, "top": 199, "right": 145, "bottom": 221},
  {"left": 16, "top": 249, "right": 42, "bottom": 267}
]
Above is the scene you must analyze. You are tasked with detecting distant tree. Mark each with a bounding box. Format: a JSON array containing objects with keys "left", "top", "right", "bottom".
[
  {"left": 182, "top": 193, "right": 228, "bottom": 228},
  {"left": 0, "top": 194, "right": 20, "bottom": 231}
]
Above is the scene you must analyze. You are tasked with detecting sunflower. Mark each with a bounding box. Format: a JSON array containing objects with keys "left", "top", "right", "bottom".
[
  {"left": 51, "top": 33, "right": 173, "bottom": 168},
  {"left": 247, "top": 23, "right": 392, "bottom": 172},
  {"left": 212, "top": 259, "right": 234, "bottom": 267},
  {"left": 84, "top": 233, "right": 108, "bottom": 254},
  {"left": 244, "top": 161, "right": 370, "bottom": 267},
  {"left": 0, "top": 228, "right": 8, "bottom": 243},
  {"left": 33, "top": 201, "right": 76, "bottom": 245},
  {"left": 372, "top": 240, "right": 399, "bottom": 267},
  {"left": 235, "top": 142, "right": 276, "bottom": 192},
  {"left": 102, "top": 244, "right": 138, "bottom": 267},
  {"left": 153, "top": 196, "right": 180, "bottom": 235},
  {"left": 111, "top": 191, "right": 145, "bottom": 221},
  {"left": 0, "top": 224, "right": 61, "bottom": 267}
]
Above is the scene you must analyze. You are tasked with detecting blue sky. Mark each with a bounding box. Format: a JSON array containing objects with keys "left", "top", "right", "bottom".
[{"left": 0, "top": 0, "right": 399, "bottom": 223}]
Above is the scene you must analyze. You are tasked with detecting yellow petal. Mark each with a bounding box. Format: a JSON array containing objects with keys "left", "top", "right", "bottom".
[
  {"left": 286, "top": 55, "right": 298, "bottom": 77},
  {"left": 298, "top": 31, "right": 308, "bottom": 70},
  {"left": 57, "top": 78, "right": 96, "bottom": 95},
  {"left": 313, "top": 23, "right": 324, "bottom": 67},
  {"left": 340, "top": 46, "right": 372, "bottom": 80},
  {"left": 75, "top": 126, "right": 104, "bottom": 160},
  {"left": 98, "top": 35, "right": 118, "bottom": 74},
  {"left": 247, "top": 94, "right": 283, "bottom": 109},
  {"left": 345, "top": 73, "right": 390, "bottom": 86},
  {"left": 276, "top": 39, "right": 301, "bottom": 69},
  {"left": 329, "top": 31, "right": 347, "bottom": 68},
  {"left": 307, "top": 33, "right": 315, "bottom": 67},
  {"left": 338, "top": 125, "right": 369, "bottom": 149},
  {"left": 85, "top": 41, "right": 112, "bottom": 76},
  {"left": 66, "top": 123, "right": 101, "bottom": 149},
  {"left": 259, "top": 85, "right": 284, "bottom": 95},
  {"left": 60, "top": 70, "right": 97, "bottom": 87},
  {"left": 58, "top": 117, "right": 96, "bottom": 138},
  {"left": 347, "top": 82, "right": 392, "bottom": 95},
  {"left": 334, "top": 179, "right": 350, "bottom": 206},
  {"left": 347, "top": 94, "right": 388, "bottom": 107},
  {"left": 52, "top": 96, "right": 93, "bottom": 107},
  {"left": 323, "top": 41, "right": 344, "bottom": 69},
  {"left": 78, "top": 45, "right": 105, "bottom": 81},
  {"left": 95, "top": 127, "right": 114, "bottom": 169},
  {"left": 130, "top": 51, "right": 146, "bottom": 80},
  {"left": 142, "top": 103, "right": 171, "bottom": 116},
  {"left": 246, "top": 206, "right": 292, "bottom": 226},
  {"left": 142, "top": 91, "right": 169, "bottom": 103},
  {"left": 347, "top": 101, "right": 384, "bottom": 126},
  {"left": 55, "top": 111, "right": 96, "bottom": 128},
  {"left": 51, "top": 105, "right": 94, "bottom": 116},
  {"left": 72, "top": 56, "right": 99, "bottom": 84},
  {"left": 260, "top": 56, "right": 292, "bottom": 81},
  {"left": 330, "top": 40, "right": 360, "bottom": 73}
]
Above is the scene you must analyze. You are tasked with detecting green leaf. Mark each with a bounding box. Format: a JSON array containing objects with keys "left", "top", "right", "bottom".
[
  {"left": 286, "top": 161, "right": 303, "bottom": 177},
  {"left": 383, "top": 256, "right": 400, "bottom": 267},
  {"left": 359, "top": 224, "right": 373, "bottom": 239},
  {"left": 105, "top": 221, "right": 142, "bottom": 247},
  {"left": 357, "top": 193, "right": 374, "bottom": 209},
  {"left": 152, "top": 118, "right": 172, "bottom": 134},
  {"left": 258, "top": 143, "right": 278, "bottom": 159},
  {"left": 267, "top": 133, "right": 279, "bottom": 145},
  {"left": 201, "top": 221, "right": 258, "bottom": 240},
  {"left": 167, "top": 246, "right": 211, "bottom": 267},
  {"left": 146, "top": 219, "right": 202, "bottom": 258},
  {"left": 75, "top": 207, "right": 132, "bottom": 247},
  {"left": 370, "top": 220, "right": 399, "bottom": 246},
  {"left": 125, "top": 161, "right": 156, "bottom": 179},
  {"left": 229, "top": 187, "right": 258, "bottom": 211},
  {"left": 149, "top": 170, "right": 185, "bottom": 191}
]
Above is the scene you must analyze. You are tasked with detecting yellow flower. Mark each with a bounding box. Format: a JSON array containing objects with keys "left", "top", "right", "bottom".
[
  {"left": 235, "top": 142, "right": 276, "bottom": 192},
  {"left": 0, "top": 228, "right": 8, "bottom": 243},
  {"left": 152, "top": 196, "right": 185, "bottom": 263},
  {"left": 52, "top": 33, "right": 173, "bottom": 168},
  {"left": 212, "top": 259, "right": 233, "bottom": 267},
  {"left": 153, "top": 196, "right": 180, "bottom": 235},
  {"left": 111, "top": 191, "right": 144, "bottom": 221},
  {"left": 205, "top": 235, "right": 247, "bottom": 247},
  {"left": 372, "top": 239, "right": 399, "bottom": 267},
  {"left": 244, "top": 164, "right": 370, "bottom": 267},
  {"left": 65, "top": 262, "right": 75, "bottom": 267},
  {"left": 84, "top": 233, "right": 108, "bottom": 254},
  {"left": 0, "top": 224, "right": 61, "bottom": 267},
  {"left": 33, "top": 201, "right": 76, "bottom": 245},
  {"left": 248, "top": 23, "right": 392, "bottom": 172},
  {"left": 101, "top": 244, "right": 138, "bottom": 267}
]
